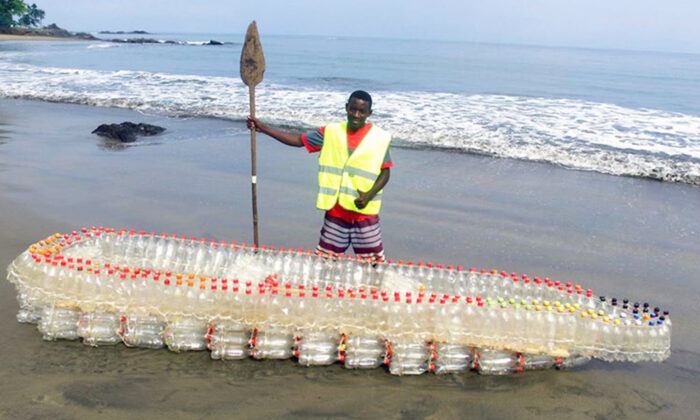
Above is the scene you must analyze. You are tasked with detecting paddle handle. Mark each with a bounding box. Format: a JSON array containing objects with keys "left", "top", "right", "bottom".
[{"left": 249, "top": 85, "right": 259, "bottom": 247}]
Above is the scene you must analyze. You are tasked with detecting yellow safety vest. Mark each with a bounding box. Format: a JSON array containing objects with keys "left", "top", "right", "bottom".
[{"left": 316, "top": 122, "right": 391, "bottom": 215}]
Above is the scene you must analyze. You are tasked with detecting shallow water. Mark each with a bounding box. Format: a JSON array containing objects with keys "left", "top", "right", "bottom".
[
  {"left": 2, "top": 37, "right": 700, "bottom": 185},
  {"left": 0, "top": 99, "right": 699, "bottom": 419}
]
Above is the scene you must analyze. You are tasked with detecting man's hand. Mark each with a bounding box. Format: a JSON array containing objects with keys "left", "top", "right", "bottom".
[
  {"left": 354, "top": 190, "right": 370, "bottom": 209},
  {"left": 246, "top": 116, "right": 265, "bottom": 133}
]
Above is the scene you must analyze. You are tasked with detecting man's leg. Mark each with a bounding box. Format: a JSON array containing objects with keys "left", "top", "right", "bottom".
[
  {"left": 350, "top": 217, "right": 385, "bottom": 262},
  {"left": 316, "top": 213, "right": 351, "bottom": 257}
]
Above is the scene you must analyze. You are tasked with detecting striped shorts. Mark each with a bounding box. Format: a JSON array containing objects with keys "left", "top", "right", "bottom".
[{"left": 317, "top": 213, "right": 385, "bottom": 261}]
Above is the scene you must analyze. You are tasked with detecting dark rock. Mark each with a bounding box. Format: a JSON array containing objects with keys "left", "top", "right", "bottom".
[
  {"left": 108, "top": 37, "right": 161, "bottom": 44},
  {"left": 42, "top": 23, "right": 71, "bottom": 37},
  {"left": 74, "top": 32, "right": 98, "bottom": 40},
  {"left": 0, "top": 23, "right": 97, "bottom": 40},
  {"left": 92, "top": 122, "right": 165, "bottom": 143},
  {"left": 98, "top": 30, "right": 150, "bottom": 34},
  {"left": 91, "top": 36, "right": 227, "bottom": 46}
]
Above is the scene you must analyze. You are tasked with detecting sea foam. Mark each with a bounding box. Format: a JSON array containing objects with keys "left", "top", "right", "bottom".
[{"left": 1, "top": 62, "right": 698, "bottom": 186}]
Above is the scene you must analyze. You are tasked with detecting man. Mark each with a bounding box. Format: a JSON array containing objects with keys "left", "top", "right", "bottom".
[{"left": 246, "top": 90, "right": 393, "bottom": 261}]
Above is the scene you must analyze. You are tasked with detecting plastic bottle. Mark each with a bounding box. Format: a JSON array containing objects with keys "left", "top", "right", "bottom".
[
  {"left": 343, "top": 335, "right": 385, "bottom": 369},
  {"left": 207, "top": 321, "right": 250, "bottom": 360},
  {"left": 295, "top": 329, "right": 339, "bottom": 366},
  {"left": 388, "top": 340, "right": 430, "bottom": 375},
  {"left": 474, "top": 348, "right": 521, "bottom": 375},
  {"left": 433, "top": 343, "right": 472, "bottom": 374}
]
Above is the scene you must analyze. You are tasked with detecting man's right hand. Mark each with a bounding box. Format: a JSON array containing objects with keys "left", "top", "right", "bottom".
[
  {"left": 244, "top": 117, "right": 304, "bottom": 148},
  {"left": 247, "top": 116, "right": 264, "bottom": 132}
]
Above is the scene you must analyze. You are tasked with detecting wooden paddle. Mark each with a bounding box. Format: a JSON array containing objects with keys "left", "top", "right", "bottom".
[{"left": 240, "top": 21, "right": 265, "bottom": 247}]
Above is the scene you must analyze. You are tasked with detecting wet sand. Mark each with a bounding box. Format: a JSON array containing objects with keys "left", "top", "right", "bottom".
[{"left": 0, "top": 99, "right": 699, "bottom": 419}]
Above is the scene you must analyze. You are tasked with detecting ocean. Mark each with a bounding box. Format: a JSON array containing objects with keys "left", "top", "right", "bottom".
[{"left": 1, "top": 32, "right": 699, "bottom": 185}]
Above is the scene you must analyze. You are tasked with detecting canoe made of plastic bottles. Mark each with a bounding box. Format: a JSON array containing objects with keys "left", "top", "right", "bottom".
[{"left": 6, "top": 228, "right": 672, "bottom": 376}]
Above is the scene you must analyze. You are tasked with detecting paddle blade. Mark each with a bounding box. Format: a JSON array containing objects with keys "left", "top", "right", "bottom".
[{"left": 240, "top": 21, "right": 265, "bottom": 87}]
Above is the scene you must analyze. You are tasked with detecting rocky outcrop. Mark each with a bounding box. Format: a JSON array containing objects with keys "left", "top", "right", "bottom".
[
  {"left": 0, "top": 23, "right": 98, "bottom": 40},
  {"left": 98, "top": 30, "right": 149, "bottom": 34},
  {"left": 106, "top": 37, "right": 227, "bottom": 46},
  {"left": 107, "top": 37, "right": 161, "bottom": 44},
  {"left": 92, "top": 122, "right": 165, "bottom": 143}
]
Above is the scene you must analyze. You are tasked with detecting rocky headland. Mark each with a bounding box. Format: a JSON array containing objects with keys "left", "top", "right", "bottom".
[{"left": 0, "top": 23, "right": 97, "bottom": 40}]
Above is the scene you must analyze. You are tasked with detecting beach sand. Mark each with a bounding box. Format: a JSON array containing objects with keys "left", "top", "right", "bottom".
[
  {"left": 0, "top": 34, "right": 81, "bottom": 41},
  {"left": 0, "top": 99, "right": 698, "bottom": 419}
]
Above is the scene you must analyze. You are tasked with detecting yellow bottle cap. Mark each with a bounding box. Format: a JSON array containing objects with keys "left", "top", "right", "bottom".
[
  {"left": 581, "top": 312, "right": 588, "bottom": 318},
  {"left": 587, "top": 309, "right": 595, "bottom": 315},
  {"left": 614, "top": 320, "right": 621, "bottom": 326},
  {"left": 591, "top": 314, "right": 598, "bottom": 320}
]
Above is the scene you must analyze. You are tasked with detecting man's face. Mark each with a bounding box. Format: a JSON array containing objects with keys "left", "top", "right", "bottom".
[{"left": 346, "top": 98, "right": 372, "bottom": 131}]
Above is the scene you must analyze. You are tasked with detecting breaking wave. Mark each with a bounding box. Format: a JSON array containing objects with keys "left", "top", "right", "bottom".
[{"left": 1, "top": 62, "right": 698, "bottom": 185}]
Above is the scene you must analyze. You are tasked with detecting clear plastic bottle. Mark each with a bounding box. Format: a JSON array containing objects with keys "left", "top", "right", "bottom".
[
  {"left": 388, "top": 340, "right": 430, "bottom": 375},
  {"left": 656, "top": 315, "right": 671, "bottom": 361},
  {"left": 162, "top": 234, "right": 179, "bottom": 270},
  {"left": 474, "top": 348, "right": 521, "bottom": 375},
  {"left": 300, "top": 250, "right": 314, "bottom": 286},
  {"left": 207, "top": 321, "right": 250, "bottom": 360},
  {"left": 192, "top": 238, "right": 208, "bottom": 274},
  {"left": 182, "top": 236, "right": 198, "bottom": 273},
  {"left": 343, "top": 335, "right": 385, "bottom": 369},
  {"left": 433, "top": 343, "right": 472, "bottom": 374},
  {"left": 151, "top": 233, "right": 168, "bottom": 270},
  {"left": 295, "top": 329, "right": 339, "bottom": 366}
]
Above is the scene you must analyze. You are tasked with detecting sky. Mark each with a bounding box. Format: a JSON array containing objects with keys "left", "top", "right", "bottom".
[{"left": 35, "top": 0, "right": 700, "bottom": 54}]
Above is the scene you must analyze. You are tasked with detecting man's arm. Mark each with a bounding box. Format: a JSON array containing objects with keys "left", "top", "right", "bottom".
[
  {"left": 355, "top": 168, "right": 390, "bottom": 209},
  {"left": 247, "top": 116, "right": 304, "bottom": 147}
]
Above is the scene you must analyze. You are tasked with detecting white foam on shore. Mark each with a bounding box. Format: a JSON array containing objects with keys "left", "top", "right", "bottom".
[
  {"left": 87, "top": 43, "right": 119, "bottom": 49},
  {"left": 1, "top": 63, "right": 698, "bottom": 185}
]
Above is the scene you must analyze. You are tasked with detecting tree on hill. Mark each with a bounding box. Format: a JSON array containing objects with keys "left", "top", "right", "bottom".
[
  {"left": 0, "top": 0, "right": 45, "bottom": 29},
  {"left": 17, "top": 3, "right": 44, "bottom": 26}
]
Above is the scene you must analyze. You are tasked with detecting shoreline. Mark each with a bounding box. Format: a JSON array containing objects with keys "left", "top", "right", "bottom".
[
  {"left": 0, "top": 34, "right": 85, "bottom": 41},
  {"left": 1, "top": 98, "right": 699, "bottom": 419}
]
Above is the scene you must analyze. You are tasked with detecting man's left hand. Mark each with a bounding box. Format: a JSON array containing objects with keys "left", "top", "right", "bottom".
[{"left": 355, "top": 190, "right": 370, "bottom": 209}]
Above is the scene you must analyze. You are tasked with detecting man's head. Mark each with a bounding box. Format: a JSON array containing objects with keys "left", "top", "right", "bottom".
[{"left": 346, "top": 90, "right": 372, "bottom": 131}]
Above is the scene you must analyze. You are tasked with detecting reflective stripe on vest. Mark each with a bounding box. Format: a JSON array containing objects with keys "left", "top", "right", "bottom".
[{"left": 316, "top": 122, "right": 391, "bottom": 215}]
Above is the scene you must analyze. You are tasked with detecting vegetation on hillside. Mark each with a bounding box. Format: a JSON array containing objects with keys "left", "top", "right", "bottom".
[{"left": 0, "top": 0, "right": 45, "bottom": 29}]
